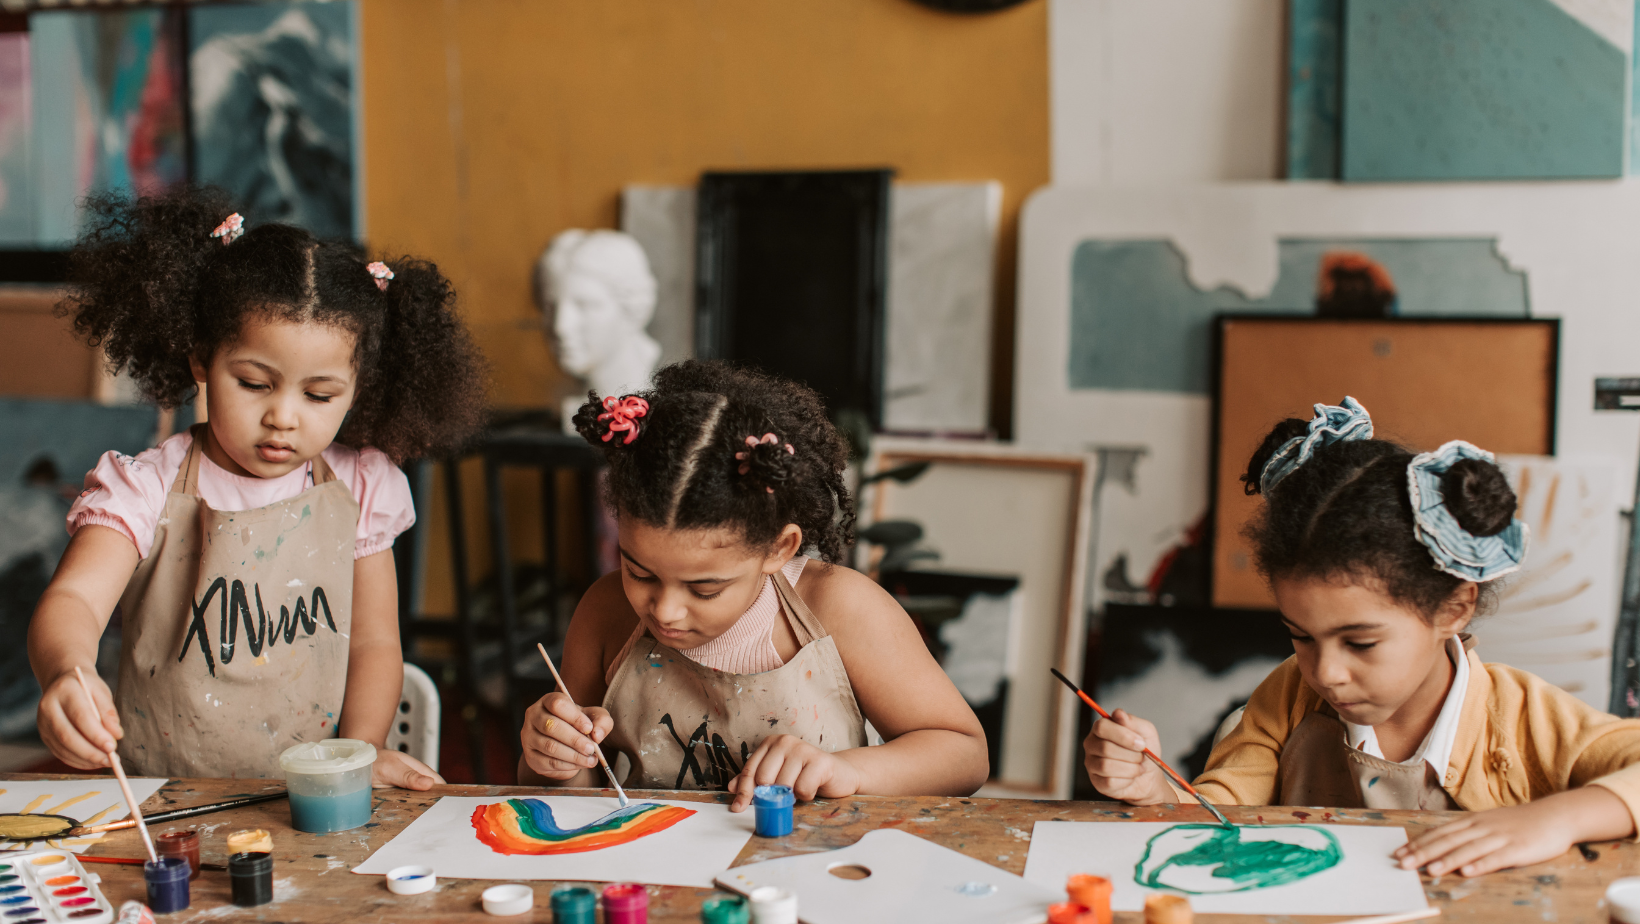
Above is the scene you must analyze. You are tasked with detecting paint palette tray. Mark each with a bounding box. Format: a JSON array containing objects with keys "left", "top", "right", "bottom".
[{"left": 0, "top": 849, "right": 114, "bottom": 924}]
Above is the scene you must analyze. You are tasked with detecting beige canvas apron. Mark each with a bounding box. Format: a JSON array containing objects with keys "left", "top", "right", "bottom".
[
  {"left": 115, "top": 427, "right": 358, "bottom": 778},
  {"left": 601, "top": 569, "right": 868, "bottom": 790},
  {"left": 1276, "top": 709, "right": 1459, "bottom": 811}
]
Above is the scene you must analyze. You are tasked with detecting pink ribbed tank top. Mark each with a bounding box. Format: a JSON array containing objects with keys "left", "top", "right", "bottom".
[{"left": 682, "top": 557, "right": 808, "bottom": 674}]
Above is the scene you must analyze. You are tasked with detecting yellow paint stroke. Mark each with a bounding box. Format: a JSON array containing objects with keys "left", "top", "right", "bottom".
[
  {"left": 79, "top": 805, "right": 116, "bottom": 827},
  {"left": 1539, "top": 473, "right": 1560, "bottom": 545},
  {"left": 20, "top": 795, "right": 49, "bottom": 814},
  {"left": 44, "top": 792, "right": 100, "bottom": 816},
  {"left": 1506, "top": 580, "right": 1594, "bottom": 612}
]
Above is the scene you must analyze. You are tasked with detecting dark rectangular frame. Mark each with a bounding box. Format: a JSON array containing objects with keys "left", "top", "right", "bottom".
[
  {"left": 694, "top": 168, "right": 893, "bottom": 426},
  {"left": 1207, "top": 313, "right": 1562, "bottom": 607}
]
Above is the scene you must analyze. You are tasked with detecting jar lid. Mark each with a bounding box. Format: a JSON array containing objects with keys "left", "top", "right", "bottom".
[{"left": 279, "top": 738, "right": 377, "bottom": 774}]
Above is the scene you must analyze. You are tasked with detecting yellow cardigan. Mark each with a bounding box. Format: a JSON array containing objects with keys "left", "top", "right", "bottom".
[{"left": 1192, "top": 648, "right": 1640, "bottom": 823}]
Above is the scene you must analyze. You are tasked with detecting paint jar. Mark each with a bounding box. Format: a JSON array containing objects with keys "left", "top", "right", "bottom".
[
  {"left": 751, "top": 785, "right": 795, "bottom": 837},
  {"left": 278, "top": 739, "right": 376, "bottom": 833},
  {"left": 601, "top": 882, "right": 648, "bottom": 924},
  {"left": 143, "top": 856, "right": 189, "bottom": 914},
  {"left": 748, "top": 886, "right": 796, "bottom": 924},
  {"left": 155, "top": 831, "right": 200, "bottom": 881},
  {"left": 229, "top": 852, "right": 274, "bottom": 907},
  {"left": 700, "top": 893, "right": 748, "bottom": 924},
  {"left": 1066, "top": 874, "right": 1112, "bottom": 924},
  {"left": 1143, "top": 893, "right": 1192, "bottom": 924},
  {"left": 226, "top": 829, "right": 273, "bottom": 855},
  {"left": 550, "top": 885, "right": 596, "bottom": 924}
]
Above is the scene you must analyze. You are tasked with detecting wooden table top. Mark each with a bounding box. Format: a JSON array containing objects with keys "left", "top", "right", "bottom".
[{"left": 2, "top": 774, "right": 1629, "bottom": 922}]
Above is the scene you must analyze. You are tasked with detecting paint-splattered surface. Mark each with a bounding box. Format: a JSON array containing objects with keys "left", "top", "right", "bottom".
[{"left": 1, "top": 774, "right": 1628, "bottom": 922}]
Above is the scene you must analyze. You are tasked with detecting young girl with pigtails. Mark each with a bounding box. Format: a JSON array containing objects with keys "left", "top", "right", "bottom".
[
  {"left": 518, "top": 361, "right": 988, "bottom": 809},
  {"left": 1085, "top": 397, "right": 1640, "bottom": 877},
  {"left": 28, "top": 187, "right": 485, "bottom": 788}
]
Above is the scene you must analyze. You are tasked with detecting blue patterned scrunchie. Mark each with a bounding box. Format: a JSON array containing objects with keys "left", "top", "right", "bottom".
[
  {"left": 1407, "top": 440, "right": 1529, "bottom": 582},
  {"left": 1259, "top": 396, "right": 1375, "bottom": 495}
]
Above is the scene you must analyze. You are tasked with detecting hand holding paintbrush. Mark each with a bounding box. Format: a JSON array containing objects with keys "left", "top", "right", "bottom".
[
  {"left": 533, "top": 643, "right": 629, "bottom": 807},
  {"left": 72, "top": 667, "right": 158, "bottom": 863}
]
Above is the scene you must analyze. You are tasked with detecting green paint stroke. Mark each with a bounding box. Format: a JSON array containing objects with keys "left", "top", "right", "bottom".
[{"left": 1135, "top": 824, "right": 1341, "bottom": 894}]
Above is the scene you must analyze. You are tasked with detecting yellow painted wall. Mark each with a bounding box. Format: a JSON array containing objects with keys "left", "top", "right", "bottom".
[{"left": 361, "top": 0, "right": 1050, "bottom": 611}]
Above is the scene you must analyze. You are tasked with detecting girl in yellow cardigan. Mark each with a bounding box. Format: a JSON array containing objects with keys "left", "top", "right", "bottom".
[{"left": 1085, "top": 398, "right": 1640, "bottom": 878}]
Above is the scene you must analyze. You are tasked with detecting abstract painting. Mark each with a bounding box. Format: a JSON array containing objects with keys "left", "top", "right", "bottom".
[
  {"left": 354, "top": 796, "right": 753, "bottom": 888},
  {"left": 471, "top": 799, "right": 694, "bottom": 856},
  {"left": 1025, "top": 820, "right": 1427, "bottom": 915},
  {"left": 30, "top": 7, "right": 186, "bottom": 244},
  {"left": 189, "top": 1, "right": 358, "bottom": 239}
]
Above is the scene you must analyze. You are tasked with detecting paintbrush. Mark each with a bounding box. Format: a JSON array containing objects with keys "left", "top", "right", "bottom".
[
  {"left": 536, "top": 643, "right": 629, "bottom": 808},
  {"left": 73, "top": 667, "right": 158, "bottom": 863},
  {"left": 1050, "top": 667, "right": 1234, "bottom": 829},
  {"left": 0, "top": 793, "right": 289, "bottom": 842},
  {"left": 76, "top": 856, "right": 229, "bottom": 873},
  {"left": 1339, "top": 910, "right": 1440, "bottom": 924}
]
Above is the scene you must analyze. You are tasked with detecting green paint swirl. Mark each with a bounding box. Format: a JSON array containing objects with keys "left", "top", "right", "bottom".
[{"left": 1134, "top": 824, "right": 1342, "bottom": 894}]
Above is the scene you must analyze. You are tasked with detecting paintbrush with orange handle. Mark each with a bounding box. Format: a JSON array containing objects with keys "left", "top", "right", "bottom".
[{"left": 1051, "top": 667, "right": 1234, "bottom": 828}]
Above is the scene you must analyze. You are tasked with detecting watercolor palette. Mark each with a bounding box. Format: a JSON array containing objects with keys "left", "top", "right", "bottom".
[{"left": 0, "top": 849, "right": 114, "bottom": 924}]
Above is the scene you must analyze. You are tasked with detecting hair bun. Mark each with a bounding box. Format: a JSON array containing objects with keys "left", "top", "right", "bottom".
[
  {"left": 737, "top": 434, "right": 797, "bottom": 495},
  {"left": 1439, "top": 457, "right": 1516, "bottom": 537},
  {"left": 1241, "top": 417, "right": 1311, "bottom": 495}
]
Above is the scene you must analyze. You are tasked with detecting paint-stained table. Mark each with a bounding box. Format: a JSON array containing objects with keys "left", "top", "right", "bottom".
[{"left": 1, "top": 774, "right": 1628, "bottom": 922}]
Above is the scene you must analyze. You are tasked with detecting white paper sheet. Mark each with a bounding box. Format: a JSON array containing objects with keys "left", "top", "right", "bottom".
[
  {"left": 352, "top": 796, "right": 755, "bottom": 888},
  {"left": 0, "top": 777, "right": 169, "bottom": 853},
  {"left": 1024, "top": 821, "right": 1429, "bottom": 916}
]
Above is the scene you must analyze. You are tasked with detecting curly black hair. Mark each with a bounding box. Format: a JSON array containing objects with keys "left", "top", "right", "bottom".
[
  {"left": 572, "top": 360, "right": 855, "bottom": 563},
  {"left": 1239, "top": 415, "right": 1517, "bottom": 619},
  {"left": 59, "top": 186, "right": 486, "bottom": 461}
]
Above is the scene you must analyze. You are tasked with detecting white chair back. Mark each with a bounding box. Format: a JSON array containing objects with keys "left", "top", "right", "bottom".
[{"left": 384, "top": 662, "right": 441, "bottom": 771}]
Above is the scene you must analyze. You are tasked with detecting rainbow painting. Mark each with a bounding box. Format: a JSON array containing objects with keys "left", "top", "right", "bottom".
[{"left": 471, "top": 799, "right": 696, "bottom": 855}]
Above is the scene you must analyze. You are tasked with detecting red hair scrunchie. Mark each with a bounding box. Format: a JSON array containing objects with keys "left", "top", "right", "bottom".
[{"left": 597, "top": 395, "right": 649, "bottom": 445}]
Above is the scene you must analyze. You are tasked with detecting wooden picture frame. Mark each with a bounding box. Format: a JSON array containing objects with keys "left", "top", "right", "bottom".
[
  {"left": 1210, "top": 315, "right": 1560, "bottom": 609},
  {"left": 864, "top": 438, "right": 1092, "bottom": 799}
]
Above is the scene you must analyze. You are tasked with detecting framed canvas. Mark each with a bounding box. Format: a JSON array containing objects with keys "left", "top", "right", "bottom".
[
  {"left": 1211, "top": 315, "right": 1559, "bottom": 609},
  {"left": 695, "top": 169, "right": 892, "bottom": 426},
  {"left": 863, "top": 438, "right": 1092, "bottom": 799}
]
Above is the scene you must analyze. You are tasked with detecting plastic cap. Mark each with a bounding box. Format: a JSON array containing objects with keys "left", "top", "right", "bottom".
[
  {"left": 1610, "top": 878, "right": 1640, "bottom": 924},
  {"left": 279, "top": 739, "right": 377, "bottom": 774},
  {"left": 749, "top": 886, "right": 797, "bottom": 924},
  {"left": 701, "top": 893, "right": 749, "bottom": 924},
  {"left": 751, "top": 785, "right": 795, "bottom": 809}
]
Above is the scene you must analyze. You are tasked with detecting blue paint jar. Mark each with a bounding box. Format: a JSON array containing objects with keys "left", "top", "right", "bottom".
[
  {"left": 550, "top": 885, "right": 596, "bottom": 924},
  {"left": 752, "top": 784, "right": 795, "bottom": 837},
  {"left": 144, "top": 856, "right": 190, "bottom": 914},
  {"left": 279, "top": 739, "right": 377, "bottom": 833}
]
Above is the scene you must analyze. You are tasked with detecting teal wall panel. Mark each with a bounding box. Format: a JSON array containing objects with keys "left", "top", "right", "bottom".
[
  {"left": 1342, "top": 0, "right": 1626, "bottom": 181},
  {"left": 1286, "top": 0, "right": 1343, "bottom": 179}
]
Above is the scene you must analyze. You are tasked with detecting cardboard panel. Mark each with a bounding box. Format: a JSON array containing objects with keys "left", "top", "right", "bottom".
[{"left": 1212, "top": 317, "right": 1556, "bottom": 609}]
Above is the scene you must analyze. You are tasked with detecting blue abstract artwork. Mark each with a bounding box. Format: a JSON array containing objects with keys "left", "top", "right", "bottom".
[
  {"left": 1341, "top": 0, "right": 1627, "bottom": 180},
  {"left": 1067, "top": 238, "right": 1529, "bottom": 394},
  {"left": 189, "top": 1, "right": 358, "bottom": 239}
]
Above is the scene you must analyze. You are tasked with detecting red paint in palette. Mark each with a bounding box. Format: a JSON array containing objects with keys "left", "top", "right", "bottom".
[{"left": 53, "top": 887, "right": 86, "bottom": 897}]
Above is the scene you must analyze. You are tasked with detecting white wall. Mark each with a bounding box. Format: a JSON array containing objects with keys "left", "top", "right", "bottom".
[{"left": 1049, "top": 0, "right": 1286, "bottom": 185}]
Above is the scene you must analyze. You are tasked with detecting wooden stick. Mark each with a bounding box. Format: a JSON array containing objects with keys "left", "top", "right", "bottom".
[
  {"left": 1339, "top": 909, "right": 1440, "bottom": 924},
  {"left": 536, "top": 643, "right": 629, "bottom": 807},
  {"left": 77, "top": 855, "right": 228, "bottom": 872},
  {"left": 72, "top": 667, "right": 157, "bottom": 864},
  {"left": 1050, "top": 668, "right": 1234, "bottom": 829},
  {"left": 68, "top": 791, "right": 288, "bottom": 837}
]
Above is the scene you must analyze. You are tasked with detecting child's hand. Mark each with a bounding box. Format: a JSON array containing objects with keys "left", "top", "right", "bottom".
[
  {"left": 521, "top": 693, "right": 613, "bottom": 781},
  {"left": 372, "top": 749, "right": 445, "bottom": 791},
  {"left": 1393, "top": 786, "right": 1635, "bottom": 877},
  {"left": 727, "top": 735, "right": 862, "bottom": 813},
  {"left": 1082, "top": 709, "right": 1174, "bottom": 805},
  {"left": 36, "top": 669, "right": 122, "bottom": 770}
]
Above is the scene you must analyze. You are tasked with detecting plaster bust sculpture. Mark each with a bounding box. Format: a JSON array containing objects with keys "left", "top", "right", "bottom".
[{"left": 539, "top": 230, "right": 660, "bottom": 425}]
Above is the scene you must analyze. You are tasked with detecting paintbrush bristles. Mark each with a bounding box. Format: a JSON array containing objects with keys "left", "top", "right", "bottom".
[
  {"left": 536, "top": 643, "right": 629, "bottom": 808},
  {"left": 72, "top": 667, "right": 157, "bottom": 864}
]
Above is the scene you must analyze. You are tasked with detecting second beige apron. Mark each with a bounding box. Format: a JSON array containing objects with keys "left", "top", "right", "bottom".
[
  {"left": 115, "top": 428, "right": 359, "bottom": 778},
  {"left": 1276, "top": 709, "right": 1459, "bottom": 811},
  {"left": 602, "top": 568, "right": 868, "bottom": 790}
]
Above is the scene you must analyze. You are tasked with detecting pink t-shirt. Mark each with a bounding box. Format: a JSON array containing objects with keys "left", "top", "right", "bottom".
[{"left": 68, "top": 430, "right": 415, "bottom": 560}]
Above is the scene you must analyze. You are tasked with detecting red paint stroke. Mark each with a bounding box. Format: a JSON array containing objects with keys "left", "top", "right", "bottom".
[{"left": 1291, "top": 811, "right": 1310, "bottom": 821}]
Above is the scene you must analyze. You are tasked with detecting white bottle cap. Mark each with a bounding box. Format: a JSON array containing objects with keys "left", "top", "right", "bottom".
[
  {"left": 1610, "top": 878, "right": 1640, "bottom": 923},
  {"left": 482, "top": 883, "right": 534, "bottom": 916},
  {"left": 749, "top": 886, "right": 797, "bottom": 924},
  {"left": 385, "top": 865, "right": 436, "bottom": 895}
]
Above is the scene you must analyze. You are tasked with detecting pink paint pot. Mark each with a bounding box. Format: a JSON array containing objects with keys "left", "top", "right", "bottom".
[{"left": 601, "top": 883, "right": 647, "bottom": 924}]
